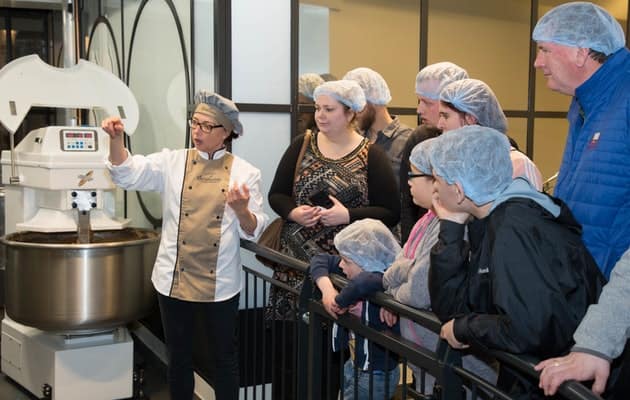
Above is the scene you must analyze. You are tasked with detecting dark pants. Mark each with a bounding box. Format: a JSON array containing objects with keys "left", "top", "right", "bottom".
[{"left": 158, "top": 292, "right": 240, "bottom": 400}]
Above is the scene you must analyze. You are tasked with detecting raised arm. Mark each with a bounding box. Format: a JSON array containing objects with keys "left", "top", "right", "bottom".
[{"left": 101, "top": 116, "right": 128, "bottom": 166}]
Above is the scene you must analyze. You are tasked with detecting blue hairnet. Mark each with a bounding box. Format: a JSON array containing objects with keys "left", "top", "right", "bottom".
[
  {"left": 533, "top": 2, "right": 625, "bottom": 56},
  {"left": 439, "top": 79, "right": 508, "bottom": 134},
  {"left": 409, "top": 137, "right": 437, "bottom": 175},
  {"left": 298, "top": 73, "right": 325, "bottom": 100},
  {"left": 343, "top": 67, "right": 392, "bottom": 105},
  {"left": 194, "top": 90, "right": 243, "bottom": 136},
  {"left": 430, "top": 126, "right": 512, "bottom": 206},
  {"left": 313, "top": 80, "right": 366, "bottom": 112},
  {"left": 415, "top": 62, "right": 469, "bottom": 99},
  {"left": 334, "top": 219, "right": 401, "bottom": 273}
]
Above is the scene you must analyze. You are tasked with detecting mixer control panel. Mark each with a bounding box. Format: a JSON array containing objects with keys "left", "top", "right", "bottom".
[{"left": 60, "top": 129, "right": 98, "bottom": 152}]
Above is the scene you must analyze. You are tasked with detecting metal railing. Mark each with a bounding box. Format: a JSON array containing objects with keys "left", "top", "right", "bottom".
[{"left": 239, "top": 239, "right": 602, "bottom": 400}]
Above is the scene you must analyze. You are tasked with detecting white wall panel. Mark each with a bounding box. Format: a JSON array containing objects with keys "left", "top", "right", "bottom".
[
  {"left": 194, "top": 0, "right": 214, "bottom": 92},
  {"left": 231, "top": 0, "right": 291, "bottom": 104},
  {"left": 232, "top": 112, "right": 291, "bottom": 282}
]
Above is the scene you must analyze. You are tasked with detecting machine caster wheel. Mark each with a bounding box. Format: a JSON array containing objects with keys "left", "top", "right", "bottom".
[{"left": 41, "top": 383, "right": 52, "bottom": 399}]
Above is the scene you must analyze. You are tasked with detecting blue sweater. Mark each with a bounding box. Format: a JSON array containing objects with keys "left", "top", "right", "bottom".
[
  {"left": 555, "top": 48, "right": 630, "bottom": 278},
  {"left": 309, "top": 254, "right": 400, "bottom": 372}
]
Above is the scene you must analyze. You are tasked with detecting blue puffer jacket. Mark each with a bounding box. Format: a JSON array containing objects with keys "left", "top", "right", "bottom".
[{"left": 554, "top": 48, "right": 630, "bottom": 279}]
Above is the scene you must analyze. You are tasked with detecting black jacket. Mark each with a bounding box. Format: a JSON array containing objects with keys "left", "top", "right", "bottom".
[{"left": 429, "top": 196, "right": 605, "bottom": 359}]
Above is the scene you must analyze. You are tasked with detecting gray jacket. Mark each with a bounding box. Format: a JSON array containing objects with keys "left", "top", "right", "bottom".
[
  {"left": 572, "top": 247, "right": 630, "bottom": 361},
  {"left": 383, "top": 214, "right": 439, "bottom": 309}
]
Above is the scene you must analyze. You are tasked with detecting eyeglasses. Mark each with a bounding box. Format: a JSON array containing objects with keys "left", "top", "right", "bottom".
[
  {"left": 408, "top": 172, "right": 431, "bottom": 179},
  {"left": 188, "top": 119, "right": 223, "bottom": 134}
]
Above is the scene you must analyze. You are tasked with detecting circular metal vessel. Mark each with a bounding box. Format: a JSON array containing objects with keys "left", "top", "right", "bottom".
[{"left": 1, "top": 228, "right": 160, "bottom": 332}]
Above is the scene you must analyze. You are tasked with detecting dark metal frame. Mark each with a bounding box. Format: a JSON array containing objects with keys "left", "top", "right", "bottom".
[{"left": 239, "top": 239, "right": 604, "bottom": 400}]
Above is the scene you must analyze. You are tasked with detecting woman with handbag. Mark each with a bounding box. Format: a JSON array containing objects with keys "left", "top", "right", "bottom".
[{"left": 265, "top": 79, "right": 400, "bottom": 398}]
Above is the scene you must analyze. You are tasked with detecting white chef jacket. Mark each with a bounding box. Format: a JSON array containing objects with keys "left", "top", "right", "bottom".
[{"left": 106, "top": 147, "right": 268, "bottom": 302}]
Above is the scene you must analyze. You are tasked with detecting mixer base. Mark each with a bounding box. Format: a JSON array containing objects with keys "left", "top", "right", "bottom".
[{"left": 0, "top": 317, "right": 133, "bottom": 399}]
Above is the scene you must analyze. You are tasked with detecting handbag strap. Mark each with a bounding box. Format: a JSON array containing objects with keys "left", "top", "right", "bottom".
[{"left": 294, "top": 130, "right": 311, "bottom": 180}]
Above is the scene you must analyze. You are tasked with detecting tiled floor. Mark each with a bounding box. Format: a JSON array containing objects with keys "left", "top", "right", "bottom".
[{"left": 0, "top": 312, "right": 172, "bottom": 400}]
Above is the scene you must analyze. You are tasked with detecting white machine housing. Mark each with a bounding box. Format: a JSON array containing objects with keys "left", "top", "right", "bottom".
[
  {"left": 1, "top": 318, "right": 133, "bottom": 400},
  {"left": 0, "top": 55, "right": 142, "bottom": 400},
  {"left": 1, "top": 125, "right": 129, "bottom": 233},
  {"left": 0, "top": 54, "right": 139, "bottom": 234}
]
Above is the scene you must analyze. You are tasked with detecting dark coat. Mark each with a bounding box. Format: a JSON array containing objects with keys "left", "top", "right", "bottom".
[{"left": 429, "top": 196, "right": 605, "bottom": 359}]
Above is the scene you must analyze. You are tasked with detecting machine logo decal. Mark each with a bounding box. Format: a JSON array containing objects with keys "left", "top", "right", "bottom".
[{"left": 78, "top": 170, "right": 94, "bottom": 186}]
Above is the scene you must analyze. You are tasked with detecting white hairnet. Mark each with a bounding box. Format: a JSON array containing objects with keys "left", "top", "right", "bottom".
[
  {"left": 439, "top": 79, "right": 508, "bottom": 134},
  {"left": 313, "top": 80, "right": 366, "bottom": 112},
  {"left": 409, "top": 137, "right": 437, "bottom": 175},
  {"left": 415, "top": 62, "right": 469, "bottom": 99},
  {"left": 533, "top": 2, "right": 625, "bottom": 56},
  {"left": 334, "top": 219, "right": 401, "bottom": 273},
  {"left": 430, "top": 126, "right": 512, "bottom": 206},
  {"left": 343, "top": 67, "right": 392, "bottom": 105},
  {"left": 194, "top": 90, "right": 243, "bottom": 136},
  {"left": 298, "top": 73, "right": 325, "bottom": 100}
]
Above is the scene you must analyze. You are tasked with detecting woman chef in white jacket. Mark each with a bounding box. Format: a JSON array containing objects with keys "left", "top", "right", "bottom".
[{"left": 102, "top": 91, "right": 268, "bottom": 400}]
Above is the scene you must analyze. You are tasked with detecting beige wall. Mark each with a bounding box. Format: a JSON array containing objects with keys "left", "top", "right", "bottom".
[{"left": 302, "top": 0, "right": 420, "bottom": 108}]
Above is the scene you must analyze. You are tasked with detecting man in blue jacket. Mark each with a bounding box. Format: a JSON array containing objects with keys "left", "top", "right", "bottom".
[{"left": 532, "top": 1, "right": 630, "bottom": 278}]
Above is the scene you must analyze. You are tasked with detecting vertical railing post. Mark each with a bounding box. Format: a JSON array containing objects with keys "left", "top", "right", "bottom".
[
  {"left": 297, "top": 277, "right": 313, "bottom": 400},
  {"left": 307, "top": 300, "right": 324, "bottom": 400},
  {"left": 435, "top": 340, "right": 465, "bottom": 400}
]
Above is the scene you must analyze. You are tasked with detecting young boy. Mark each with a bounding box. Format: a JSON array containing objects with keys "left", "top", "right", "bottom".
[
  {"left": 310, "top": 219, "right": 401, "bottom": 399},
  {"left": 428, "top": 125, "right": 605, "bottom": 397}
]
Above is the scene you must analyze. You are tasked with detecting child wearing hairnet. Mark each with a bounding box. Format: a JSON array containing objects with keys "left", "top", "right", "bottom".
[
  {"left": 429, "top": 126, "right": 604, "bottom": 398},
  {"left": 309, "top": 218, "right": 401, "bottom": 399},
  {"left": 381, "top": 138, "right": 497, "bottom": 396}
]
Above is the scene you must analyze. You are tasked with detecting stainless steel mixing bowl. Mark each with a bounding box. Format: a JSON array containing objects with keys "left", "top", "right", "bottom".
[{"left": 1, "top": 228, "right": 159, "bottom": 332}]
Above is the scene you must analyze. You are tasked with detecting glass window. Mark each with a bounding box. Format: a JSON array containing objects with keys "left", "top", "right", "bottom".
[
  {"left": 428, "top": 0, "right": 531, "bottom": 110},
  {"left": 298, "top": 0, "right": 420, "bottom": 109},
  {"left": 12, "top": 16, "right": 47, "bottom": 61},
  {"left": 506, "top": 117, "right": 528, "bottom": 153},
  {"left": 126, "top": 0, "right": 190, "bottom": 224},
  {"left": 0, "top": 16, "right": 7, "bottom": 68},
  {"left": 533, "top": 118, "right": 569, "bottom": 182}
]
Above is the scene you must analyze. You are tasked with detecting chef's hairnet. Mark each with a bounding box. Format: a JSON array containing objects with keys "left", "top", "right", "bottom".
[
  {"left": 430, "top": 126, "right": 512, "bottom": 206},
  {"left": 533, "top": 2, "right": 625, "bottom": 56},
  {"left": 343, "top": 67, "right": 392, "bottom": 105},
  {"left": 298, "top": 73, "right": 325, "bottom": 100},
  {"left": 194, "top": 91, "right": 243, "bottom": 136},
  {"left": 334, "top": 219, "right": 401, "bottom": 273},
  {"left": 313, "top": 80, "right": 367, "bottom": 112},
  {"left": 415, "top": 62, "right": 469, "bottom": 99},
  {"left": 440, "top": 79, "right": 508, "bottom": 134},
  {"left": 409, "top": 137, "right": 437, "bottom": 175}
]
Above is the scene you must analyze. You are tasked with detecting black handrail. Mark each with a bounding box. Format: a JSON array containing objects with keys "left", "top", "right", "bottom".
[{"left": 240, "top": 238, "right": 603, "bottom": 400}]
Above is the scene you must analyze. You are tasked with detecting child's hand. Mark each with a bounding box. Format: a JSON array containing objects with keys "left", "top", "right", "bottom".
[
  {"left": 379, "top": 308, "right": 398, "bottom": 327},
  {"left": 321, "top": 287, "right": 341, "bottom": 319},
  {"left": 440, "top": 319, "right": 469, "bottom": 349},
  {"left": 432, "top": 192, "right": 471, "bottom": 224},
  {"left": 347, "top": 301, "right": 362, "bottom": 317}
]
